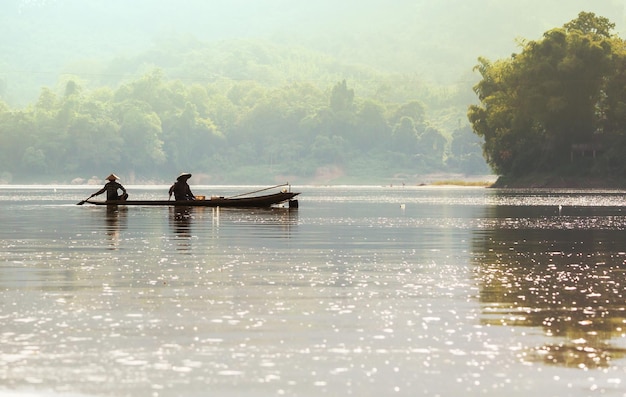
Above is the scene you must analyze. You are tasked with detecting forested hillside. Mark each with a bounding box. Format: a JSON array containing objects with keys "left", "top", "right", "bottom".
[
  {"left": 0, "top": 69, "right": 487, "bottom": 184},
  {"left": 0, "top": 0, "right": 623, "bottom": 184}
]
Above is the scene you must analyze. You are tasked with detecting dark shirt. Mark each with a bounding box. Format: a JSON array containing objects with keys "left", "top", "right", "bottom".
[
  {"left": 169, "top": 181, "right": 195, "bottom": 201},
  {"left": 93, "top": 181, "right": 126, "bottom": 201}
]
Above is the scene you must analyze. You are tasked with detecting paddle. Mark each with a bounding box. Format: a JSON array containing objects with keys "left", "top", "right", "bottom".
[{"left": 77, "top": 195, "right": 93, "bottom": 205}]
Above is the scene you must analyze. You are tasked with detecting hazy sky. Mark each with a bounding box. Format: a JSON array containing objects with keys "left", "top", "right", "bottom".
[
  {"left": 12, "top": 1, "right": 626, "bottom": 49},
  {"left": 4, "top": 0, "right": 626, "bottom": 103}
]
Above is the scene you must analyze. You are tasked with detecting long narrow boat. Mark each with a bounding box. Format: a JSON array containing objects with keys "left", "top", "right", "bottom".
[{"left": 83, "top": 191, "right": 300, "bottom": 208}]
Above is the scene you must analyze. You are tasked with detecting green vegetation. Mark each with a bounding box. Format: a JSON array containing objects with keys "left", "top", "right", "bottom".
[
  {"left": 3, "top": 2, "right": 625, "bottom": 184},
  {"left": 469, "top": 12, "right": 626, "bottom": 184},
  {"left": 0, "top": 65, "right": 486, "bottom": 184}
]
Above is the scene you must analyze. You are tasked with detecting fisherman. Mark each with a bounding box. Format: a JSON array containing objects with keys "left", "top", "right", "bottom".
[
  {"left": 169, "top": 172, "right": 196, "bottom": 201},
  {"left": 89, "top": 174, "right": 128, "bottom": 201}
]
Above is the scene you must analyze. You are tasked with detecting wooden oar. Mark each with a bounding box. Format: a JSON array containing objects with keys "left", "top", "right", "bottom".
[{"left": 77, "top": 196, "right": 93, "bottom": 205}]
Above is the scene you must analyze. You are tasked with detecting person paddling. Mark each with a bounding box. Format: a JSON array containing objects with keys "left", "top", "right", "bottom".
[
  {"left": 89, "top": 174, "right": 128, "bottom": 201},
  {"left": 169, "top": 173, "right": 196, "bottom": 201}
]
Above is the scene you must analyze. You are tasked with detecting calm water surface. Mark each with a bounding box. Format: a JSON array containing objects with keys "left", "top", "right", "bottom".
[{"left": 2, "top": 185, "right": 626, "bottom": 397}]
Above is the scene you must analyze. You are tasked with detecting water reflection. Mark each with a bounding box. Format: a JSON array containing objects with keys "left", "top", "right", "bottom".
[
  {"left": 165, "top": 206, "right": 298, "bottom": 252},
  {"left": 474, "top": 204, "right": 626, "bottom": 368},
  {"left": 200, "top": 207, "right": 299, "bottom": 238},
  {"left": 103, "top": 205, "right": 127, "bottom": 250},
  {"left": 169, "top": 206, "right": 194, "bottom": 252},
  {"left": 220, "top": 207, "right": 299, "bottom": 234}
]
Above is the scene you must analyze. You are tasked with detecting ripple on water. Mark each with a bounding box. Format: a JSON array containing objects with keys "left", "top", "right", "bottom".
[{"left": 2, "top": 187, "right": 626, "bottom": 396}]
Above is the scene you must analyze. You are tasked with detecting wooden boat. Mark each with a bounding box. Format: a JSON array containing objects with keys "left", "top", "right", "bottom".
[{"left": 83, "top": 191, "right": 300, "bottom": 208}]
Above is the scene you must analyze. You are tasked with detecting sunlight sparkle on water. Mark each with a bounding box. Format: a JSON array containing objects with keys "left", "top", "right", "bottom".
[{"left": 1, "top": 187, "right": 626, "bottom": 396}]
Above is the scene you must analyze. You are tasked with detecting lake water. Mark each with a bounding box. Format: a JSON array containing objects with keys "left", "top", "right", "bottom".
[{"left": 2, "top": 185, "right": 626, "bottom": 397}]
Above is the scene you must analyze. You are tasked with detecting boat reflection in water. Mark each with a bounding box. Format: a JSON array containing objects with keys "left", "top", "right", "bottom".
[
  {"left": 102, "top": 205, "right": 128, "bottom": 250},
  {"left": 474, "top": 204, "right": 626, "bottom": 369},
  {"left": 167, "top": 206, "right": 298, "bottom": 252},
  {"left": 169, "top": 206, "right": 195, "bottom": 252}
]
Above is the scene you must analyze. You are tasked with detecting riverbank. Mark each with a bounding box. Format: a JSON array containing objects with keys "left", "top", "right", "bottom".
[{"left": 491, "top": 174, "right": 626, "bottom": 189}]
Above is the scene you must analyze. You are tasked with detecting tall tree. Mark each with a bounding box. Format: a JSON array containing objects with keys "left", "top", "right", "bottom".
[
  {"left": 330, "top": 80, "right": 354, "bottom": 113},
  {"left": 468, "top": 12, "right": 618, "bottom": 176}
]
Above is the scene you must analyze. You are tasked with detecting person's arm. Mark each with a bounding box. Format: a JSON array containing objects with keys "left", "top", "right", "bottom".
[{"left": 91, "top": 187, "right": 106, "bottom": 197}]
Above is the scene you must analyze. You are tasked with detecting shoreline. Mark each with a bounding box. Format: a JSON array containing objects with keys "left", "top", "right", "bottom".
[{"left": 490, "top": 175, "right": 626, "bottom": 189}]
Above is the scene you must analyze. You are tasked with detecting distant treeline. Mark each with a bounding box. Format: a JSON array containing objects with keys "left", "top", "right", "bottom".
[
  {"left": 3, "top": 1, "right": 624, "bottom": 184},
  {"left": 0, "top": 70, "right": 487, "bottom": 184}
]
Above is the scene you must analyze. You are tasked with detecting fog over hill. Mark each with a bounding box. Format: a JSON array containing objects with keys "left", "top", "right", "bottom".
[
  {"left": 1, "top": 0, "right": 625, "bottom": 184},
  {"left": 3, "top": 0, "right": 624, "bottom": 105}
]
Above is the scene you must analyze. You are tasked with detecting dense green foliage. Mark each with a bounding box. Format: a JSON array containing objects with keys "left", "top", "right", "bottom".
[
  {"left": 468, "top": 12, "right": 626, "bottom": 178},
  {"left": 0, "top": 69, "right": 486, "bottom": 184},
  {"left": 5, "top": 1, "right": 623, "bottom": 183}
]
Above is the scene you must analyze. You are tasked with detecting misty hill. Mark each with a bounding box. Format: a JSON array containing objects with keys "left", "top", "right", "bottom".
[
  {"left": 3, "top": 0, "right": 624, "bottom": 105},
  {"left": 1, "top": 1, "right": 625, "bottom": 184}
]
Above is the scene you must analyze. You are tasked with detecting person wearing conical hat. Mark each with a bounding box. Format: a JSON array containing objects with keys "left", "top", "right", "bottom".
[
  {"left": 89, "top": 174, "right": 128, "bottom": 201},
  {"left": 169, "top": 172, "right": 195, "bottom": 201}
]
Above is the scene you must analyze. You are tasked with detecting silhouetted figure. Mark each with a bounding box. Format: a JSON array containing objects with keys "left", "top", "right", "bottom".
[
  {"left": 90, "top": 174, "right": 128, "bottom": 201},
  {"left": 169, "top": 173, "right": 195, "bottom": 201}
]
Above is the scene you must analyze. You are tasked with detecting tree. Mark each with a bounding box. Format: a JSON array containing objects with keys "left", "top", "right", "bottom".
[
  {"left": 563, "top": 11, "right": 614, "bottom": 37},
  {"left": 468, "top": 12, "right": 618, "bottom": 176},
  {"left": 163, "top": 101, "right": 223, "bottom": 169},
  {"left": 391, "top": 116, "right": 418, "bottom": 153},
  {"left": 310, "top": 135, "right": 346, "bottom": 163},
  {"left": 355, "top": 99, "right": 390, "bottom": 151},
  {"left": 116, "top": 100, "right": 166, "bottom": 172},
  {"left": 330, "top": 80, "right": 354, "bottom": 113},
  {"left": 22, "top": 146, "right": 46, "bottom": 172},
  {"left": 390, "top": 101, "right": 425, "bottom": 126},
  {"left": 0, "top": 110, "right": 30, "bottom": 173},
  {"left": 66, "top": 100, "right": 121, "bottom": 173},
  {"left": 416, "top": 126, "right": 447, "bottom": 167},
  {"left": 448, "top": 125, "right": 490, "bottom": 174}
]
